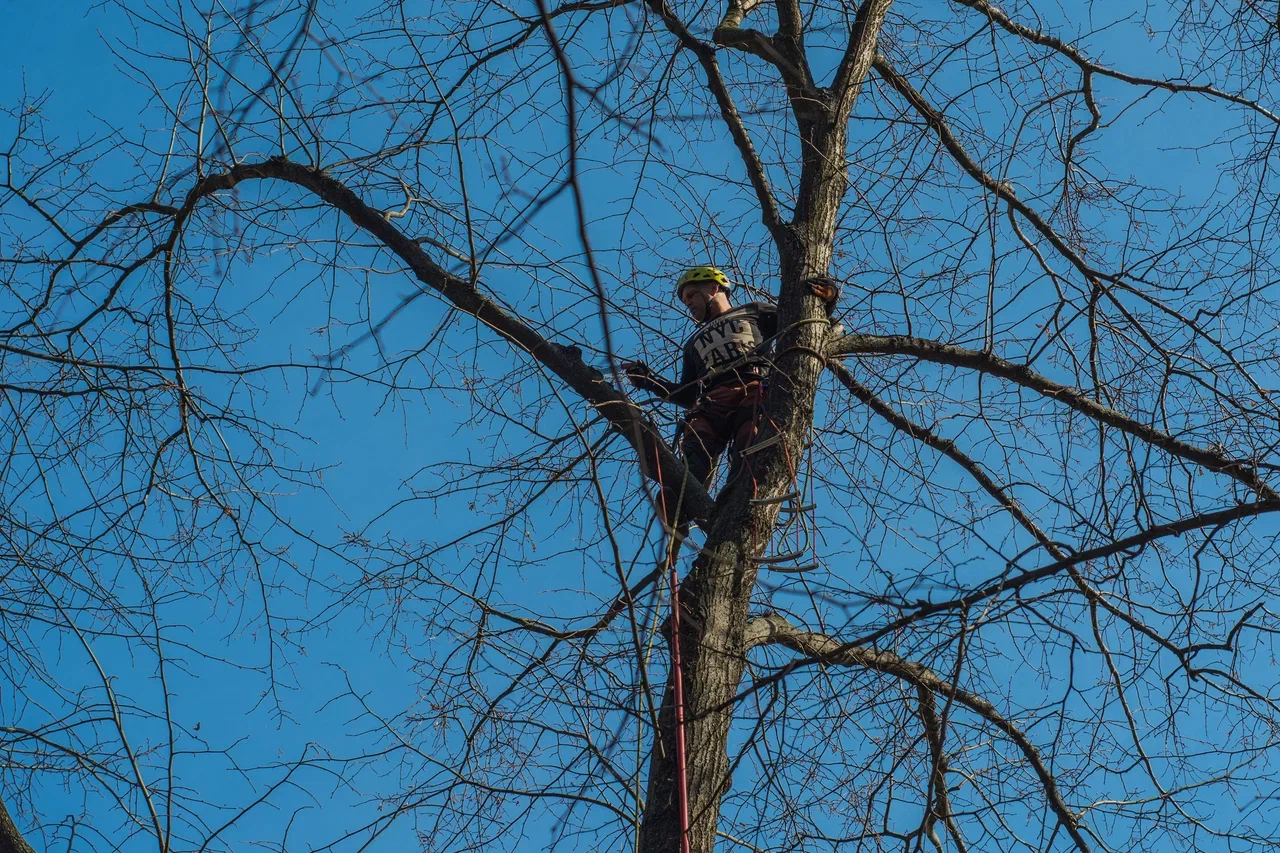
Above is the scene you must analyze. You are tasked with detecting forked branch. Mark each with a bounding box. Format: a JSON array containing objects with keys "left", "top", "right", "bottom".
[
  {"left": 641, "top": 0, "right": 786, "bottom": 238},
  {"left": 745, "top": 614, "right": 1093, "bottom": 853},
  {"left": 827, "top": 333, "right": 1278, "bottom": 500},
  {"left": 167, "top": 158, "right": 714, "bottom": 522}
]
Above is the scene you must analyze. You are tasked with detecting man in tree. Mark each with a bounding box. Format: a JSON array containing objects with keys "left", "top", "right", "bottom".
[{"left": 624, "top": 266, "right": 838, "bottom": 503}]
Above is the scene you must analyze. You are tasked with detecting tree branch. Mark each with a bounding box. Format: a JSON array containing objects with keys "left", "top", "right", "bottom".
[
  {"left": 853, "top": 498, "right": 1280, "bottom": 651},
  {"left": 950, "top": 0, "right": 1280, "bottom": 125},
  {"left": 745, "top": 614, "right": 1092, "bottom": 853},
  {"left": 826, "top": 333, "right": 1278, "bottom": 499},
  {"left": 641, "top": 0, "right": 787, "bottom": 239},
  {"left": 831, "top": 0, "right": 894, "bottom": 114},
  {"left": 711, "top": 0, "right": 816, "bottom": 96},
  {"left": 711, "top": 27, "right": 809, "bottom": 91},
  {"left": 871, "top": 54, "right": 1102, "bottom": 280},
  {"left": 170, "top": 158, "right": 714, "bottom": 522},
  {"left": 916, "top": 685, "right": 969, "bottom": 853}
]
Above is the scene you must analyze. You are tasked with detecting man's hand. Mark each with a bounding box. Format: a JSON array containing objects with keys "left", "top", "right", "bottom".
[{"left": 621, "top": 361, "right": 652, "bottom": 390}]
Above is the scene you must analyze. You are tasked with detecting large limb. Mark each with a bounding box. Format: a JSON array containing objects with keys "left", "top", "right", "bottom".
[
  {"left": 826, "top": 333, "right": 1278, "bottom": 500},
  {"left": 161, "top": 158, "right": 714, "bottom": 523},
  {"left": 719, "top": 496, "right": 1280, "bottom": 721},
  {"left": 0, "top": 798, "right": 34, "bottom": 853},
  {"left": 640, "top": 0, "right": 786, "bottom": 241},
  {"left": 744, "top": 614, "right": 1094, "bottom": 853},
  {"left": 830, "top": 0, "right": 894, "bottom": 120}
]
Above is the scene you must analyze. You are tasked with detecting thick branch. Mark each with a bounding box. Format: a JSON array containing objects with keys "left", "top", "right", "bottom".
[
  {"left": 641, "top": 0, "right": 786, "bottom": 239},
  {"left": 827, "top": 333, "right": 1278, "bottom": 499},
  {"left": 770, "top": 0, "right": 810, "bottom": 82},
  {"left": 711, "top": 27, "right": 809, "bottom": 91},
  {"left": 717, "top": 498, "right": 1280, "bottom": 741},
  {"left": 831, "top": 0, "right": 894, "bottom": 113},
  {"left": 172, "top": 158, "right": 714, "bottom": 522},
  {"left": 711, "top": 0, "right": 816, "bottom": 97},
  {"left": 0, "top": 798, "right": 34, "bottom": 853},
  {"left": 916, "top": 686, "right": 969, "bottom": 853},
  {"left": 745, "top": 614, "right": 1092, "bottom": 853}
]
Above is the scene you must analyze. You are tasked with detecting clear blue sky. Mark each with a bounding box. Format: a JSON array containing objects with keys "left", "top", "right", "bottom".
[{"left": 3, "top": 1, "right": 1276, "bottom": 852}]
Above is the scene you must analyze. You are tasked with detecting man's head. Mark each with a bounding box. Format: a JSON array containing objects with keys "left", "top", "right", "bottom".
[{"left": 676, "top": 266, "right": 732, "bottom": 323}]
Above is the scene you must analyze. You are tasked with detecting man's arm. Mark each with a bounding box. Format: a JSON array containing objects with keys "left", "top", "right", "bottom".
[
  {"left": 667, "top": 345, "right": 701, "bottom": 407},
  {"left": 623, "top": 363, "right": 696, "bottom": 407},
  {"left": 623, "top": 345, "right": 701, "bottom": 408},
  {"left": 624, "top": 363, "right": 676, "bottom": 397},
  {"left": 757, "top": 301, "right": 779, "bottom": 340}
]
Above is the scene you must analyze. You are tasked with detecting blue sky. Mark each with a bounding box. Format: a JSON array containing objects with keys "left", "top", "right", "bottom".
[
  {"left": 5, "top": 1, "right": 1280, "bottom": 852},
  {"left": 0, "top": 4, "right": 445, "bottom": 850}
]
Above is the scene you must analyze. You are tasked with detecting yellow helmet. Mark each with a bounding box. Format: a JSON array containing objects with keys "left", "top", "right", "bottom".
[{"left": 676, "top": 266, "right": 731, "bottom": 298}]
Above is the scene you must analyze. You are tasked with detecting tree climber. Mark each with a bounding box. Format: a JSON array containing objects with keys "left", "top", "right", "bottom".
[{"left": 623, "top": 266, "right": 839, "bottom": 513}]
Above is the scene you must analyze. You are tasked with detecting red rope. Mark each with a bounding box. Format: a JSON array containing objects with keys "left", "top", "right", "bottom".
[
  {"left": 650, "top": 387, "right": 782, "bottom": 853},
  {"left": 652, "top": 439, "right": 692, "bottom": 853}
]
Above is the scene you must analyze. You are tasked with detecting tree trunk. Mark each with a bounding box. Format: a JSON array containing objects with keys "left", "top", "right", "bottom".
[
  {"left": 638, "top": 253, "right": 837, "bottom": 853},
  {"left": 637, "top": 2, "right": 888, "bottom": 844}
]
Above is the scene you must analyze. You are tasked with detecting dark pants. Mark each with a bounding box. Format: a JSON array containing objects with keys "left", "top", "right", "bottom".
[{"left": 680, "top": 380, "right": 764, "bottom": 491}]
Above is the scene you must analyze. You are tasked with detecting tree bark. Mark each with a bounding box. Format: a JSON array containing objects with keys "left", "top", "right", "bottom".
[
  {"left": 635, "top": 1, "right": 893, "bottom": 847},
  {"left": 0, "top": 798, "right": 35, "bottom": 853}
]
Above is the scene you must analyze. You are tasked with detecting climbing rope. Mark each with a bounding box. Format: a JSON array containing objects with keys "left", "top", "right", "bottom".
[{"left": 652, "top": 438, "right": 693, "bottom": 853}]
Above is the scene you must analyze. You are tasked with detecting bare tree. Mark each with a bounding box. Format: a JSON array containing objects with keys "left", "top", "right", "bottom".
[{"left": 6, "top": 0, "right": 1280, "bottom": 851}]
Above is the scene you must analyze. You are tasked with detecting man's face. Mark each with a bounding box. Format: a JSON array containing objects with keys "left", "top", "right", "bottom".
[{"left": 679, "top": 281, "right": 719, "bottom": 323}]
